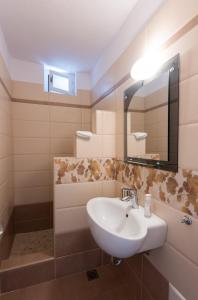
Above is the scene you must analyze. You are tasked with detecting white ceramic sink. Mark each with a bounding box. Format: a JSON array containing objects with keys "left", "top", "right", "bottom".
[{"left": 87, "top": 197, "right": 167, "bottom": 258}]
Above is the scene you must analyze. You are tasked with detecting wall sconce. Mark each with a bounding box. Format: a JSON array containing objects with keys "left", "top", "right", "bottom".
[{"left": 130, "top": 51, "right": 162, "bottom": 80}]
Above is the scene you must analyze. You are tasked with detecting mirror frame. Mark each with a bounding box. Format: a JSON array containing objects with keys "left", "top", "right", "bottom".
[{"left": 124, "top": 54, "right": 180, "bottom": 172}]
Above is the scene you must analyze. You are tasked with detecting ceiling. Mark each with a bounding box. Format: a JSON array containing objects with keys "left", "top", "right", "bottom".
[{"left": 0, "top": 0, "right": 139, "bottom": 72}]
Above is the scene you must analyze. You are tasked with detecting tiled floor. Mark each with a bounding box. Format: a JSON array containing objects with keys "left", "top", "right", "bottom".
[
  {"left": 0, "top": 230, "right": 53, "bottom": 270},
  {"left": 0, "top": 264, "right": 140, "bottom": 300}
]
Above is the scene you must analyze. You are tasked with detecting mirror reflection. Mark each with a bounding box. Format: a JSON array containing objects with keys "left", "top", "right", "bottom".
[{"left": 127, "top": 71, "right": 169, "bottom": 161}]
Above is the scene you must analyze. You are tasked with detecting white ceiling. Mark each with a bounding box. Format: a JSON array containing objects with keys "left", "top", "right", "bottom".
[{"left": 0, "top": 0, "right": 139, "bottom": 73}]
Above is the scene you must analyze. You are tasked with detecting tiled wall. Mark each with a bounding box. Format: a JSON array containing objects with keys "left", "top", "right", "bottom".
[
  {"left": 54, "top": 157, "right": 116, "bottom": 277},
  {"left": 0, "top": 52, "right": 14, "bottom": 257},
  {"left": 122, "top": 254, "right": 169, "bottom": 300},
  {"left": 54, "top": 180, "right": 116, "bottom": 277},
  {"left": 90, "top": 1, "right": 198, "bottom": 299},
  {"left": 75, "top": 110, "right": 116, "bottom": 158},
  {"left": 11, "top": 83, "right": 91, "bottom": 227}
]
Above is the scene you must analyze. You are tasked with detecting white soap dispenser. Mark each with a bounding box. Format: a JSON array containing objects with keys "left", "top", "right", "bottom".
[{"left": 144, "top": 194, "right": 152, "bottom": 218}]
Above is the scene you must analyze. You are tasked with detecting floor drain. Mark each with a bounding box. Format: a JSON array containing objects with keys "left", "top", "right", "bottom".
[
  {"left": 111, "top": 256, "right": 122, "bottom": 266},
  {"left": 86, "top": 269, "right": 99, "bottom": 281}
]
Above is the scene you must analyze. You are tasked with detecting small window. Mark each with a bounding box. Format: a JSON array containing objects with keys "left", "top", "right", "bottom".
[{"left": 48, "top": 71, "right": 76, "bottom": 96}]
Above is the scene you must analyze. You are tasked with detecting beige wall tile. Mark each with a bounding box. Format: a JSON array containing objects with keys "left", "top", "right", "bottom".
[
  {"left": 13, "top": 138, "right": 50, "bottom": 154},
  {"left": 12, "top": 102, "right": 50, "bottom": 121},
  {"left": 0, "top": 135, "right": 11, "bottom": 158},
  {"left": 0, "top": 54, "right": 12, "bottom": 95},
  {"left": 54, "top": 181, "right": 102, "bottom": 209},
  {"left": 49, "top": 89, "right": 91, "bottom": 106},
  {"left": 102, "top": 135, "right": 116, "bottom": 157},
  {"left": 147, "top": 243, "right": 198, "bottom": 300},
  {"left": 180, "top": 75, "right": 198, "bottom": 125},
  {"left": 153, "top": 199, "right": 198, "bottom": 266},
  {"left": 12, "top": 81, "right": 48, "bottom": 102},
  {"left": 50, "top": 138, "right": 73, "bottom": 154},
  {"left": 75, "top": 135, "right": 102, "bottom": 158},
  {"left": 14, "top": 186, "right": 50, "bottom": 205},
  {"left": 0, "top": 58, "right": 13, "bottom": 228},
  {"left": 81, "top": 108, "right": 91, "bottom": 124},
  {"left": 14, "top": 154, "right": 50, "bottom": 171},
  {"left": 13, "top": 120, "right": 50, "bottom": 138},
  {"left": 50, "top": 106, "right": 82, "bottom": 123},
  {"left": 179, "top": 26, "right": 198, "bottom": 81},
  {"left": 50, "top": 122, "right": 81, "bottom": 138},
  {"left": 0, "top": 157, "right": 11, "bottom": 185},
  {"left": 102, "top": 180, "right": 116, "bottom": 197},
  {"left": 115, "top": 181, "right": 123, "bottom": 198},
  {"left": 116, "top": 108, "right": 124, "bottom": 136},
  {"left": 55, "top": 206, "right": 88, "bottom": 234},
  {"left": 94, "top": 110, "right": 103, "bottom": 134},
  {"left": 0, "top": 110, "right": 11, "bottom": 135},
  {"left": 81, "top": 123, "right": 91, "bottom": 131},
  {"left": 14, "top": 171, "right": 51, "bottom": 188},
  {"left": 179, "top": 124, "right": 198, "bottom": 169},
  {"left": 147, "top": 0, "right": 198, "bottom": 53},
  {"left": 116, "top": 134, "right": 124, "bottom": 160},
  {"left": 102, "top": 111, "right": 116, "bottom": 135},
  {"left": 0, "top": 83, "right": 11, "bottom": 113}
]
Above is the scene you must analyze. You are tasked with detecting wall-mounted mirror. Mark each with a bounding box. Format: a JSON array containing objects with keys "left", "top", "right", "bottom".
[{"left": 124, "top": 54, "right": 179, "bottom": 172}]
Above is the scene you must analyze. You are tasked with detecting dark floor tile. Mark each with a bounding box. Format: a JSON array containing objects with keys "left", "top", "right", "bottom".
[
  {"left": 1, "top": 259, "right": 55, "bottom": 293},
  {"left": 0, "top": 289, "right": 28, "bottom": 300},
  {"left": 58, "top": 272, "right": 99, "bottom": 300},
  {"left": 0, "top": 263, "right": 141, "bottom": 300},
  {"left": 0, "top": 279, "right": 62, "bottom": 300},
  {"left": 141, "top": 286, "right": 154, "bottom": 300},
  {"left": 25, "top": 279, "right": 62, "bottom": 300},
  {"left": 91, "top": 283, "right": 139, "bottom": 300},
  {"left": 55, "top": 249, "right": 101, "bottom": 278},
  {"left": 57, "top": 264, "right": 128, "bottom": 300}
]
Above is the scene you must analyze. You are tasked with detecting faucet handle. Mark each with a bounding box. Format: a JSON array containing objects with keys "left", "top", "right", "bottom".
[
  {"left": 181, "top": 215, "right": 192, "bottom": 225},
  {"left": 121, "top": 187, "right": 130, "bottom": 198},
  {"left": 121, "top": 196, "right": 131, "bottom": 202}
]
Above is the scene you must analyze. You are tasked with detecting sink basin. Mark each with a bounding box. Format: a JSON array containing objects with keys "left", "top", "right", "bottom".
[{"left": 87, "top": 197, "right": 167, "bottom": 258}]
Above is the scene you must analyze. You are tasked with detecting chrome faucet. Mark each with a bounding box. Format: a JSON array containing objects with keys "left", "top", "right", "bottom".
[{"left": 121, "top": 187, "right": 138, "bottom": 209}]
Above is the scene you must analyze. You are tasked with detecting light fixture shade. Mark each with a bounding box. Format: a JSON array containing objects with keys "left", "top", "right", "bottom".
[{"left": 130, "top": 52, "right": 162, "bottom": 80}]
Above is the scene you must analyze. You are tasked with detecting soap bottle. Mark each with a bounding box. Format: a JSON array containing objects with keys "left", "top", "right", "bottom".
[{"left": 144, "top": 194, "right": 152, "bottom": 218}]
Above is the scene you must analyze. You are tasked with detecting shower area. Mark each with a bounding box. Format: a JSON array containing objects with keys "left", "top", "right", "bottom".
[
  {"left": 0, "top": 64, "right": 92, "bottom": 293},
  {"left": 0, "top": 81, "right": 55, "bottom": 290},
  {"left": 0, "top": 213, "right": 53, "bottom": 270}
]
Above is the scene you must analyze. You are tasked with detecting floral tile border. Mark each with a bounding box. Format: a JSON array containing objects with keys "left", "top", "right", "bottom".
[
  {"left": 54, "top": 157, "right": 198, "bottom": 218},
  {"left": 116, "top": 161, "right": 198, "bottom": 219},
  {"left": 54, "top": 157, "right": 117, "bottom": 184}
]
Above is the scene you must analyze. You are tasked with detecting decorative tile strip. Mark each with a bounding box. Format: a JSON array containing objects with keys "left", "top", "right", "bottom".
[
  {"left": 54, "top": 157, "right": 198, "bottom": 218},
  {"left": 54, "top": 157, "right": 117, "bottom": 184}
]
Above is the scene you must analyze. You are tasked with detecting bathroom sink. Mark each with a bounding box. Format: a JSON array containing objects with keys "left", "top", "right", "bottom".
[{"left": 86, "top": 197, "right": 167, "bottom": 258}]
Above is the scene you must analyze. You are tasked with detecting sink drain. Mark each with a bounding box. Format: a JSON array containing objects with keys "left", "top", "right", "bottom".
[{"left": 111, "top": 256, "right": 123, "bottom": 266}]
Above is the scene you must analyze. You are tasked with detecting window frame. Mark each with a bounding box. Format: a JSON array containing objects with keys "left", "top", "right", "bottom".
[{"left": 48, "top": 71, "right": 76, "bottom": 96}]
